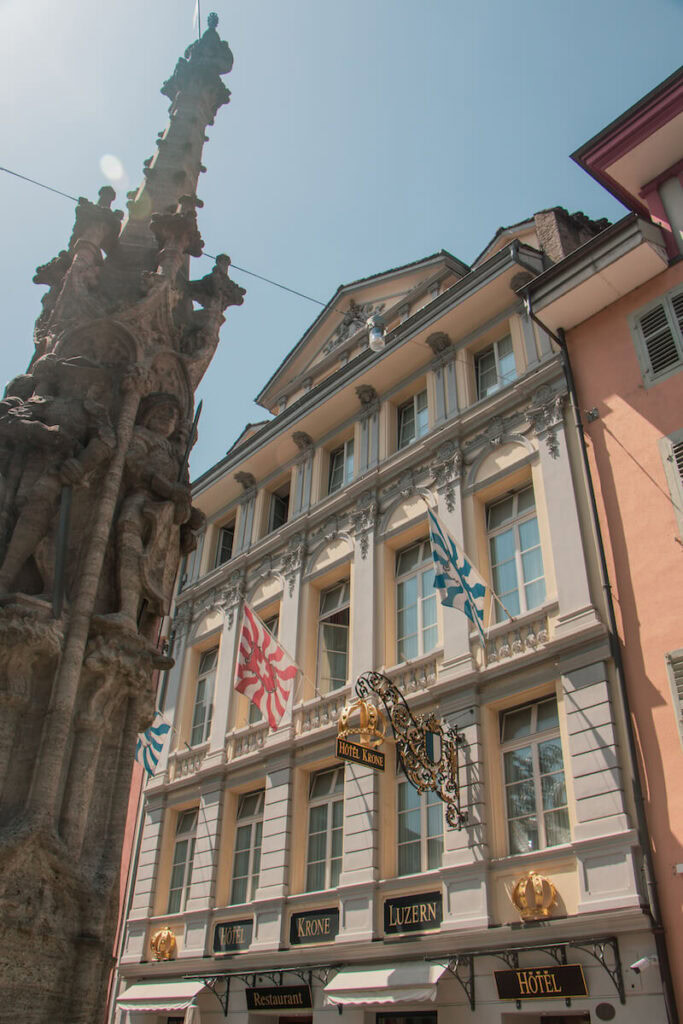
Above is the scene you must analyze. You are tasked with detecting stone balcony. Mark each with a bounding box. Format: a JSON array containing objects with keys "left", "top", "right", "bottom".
[
  {"left": 471, "top": 606, "right": 552, "bottom": 669},
  {"left": 167, "top": 741, "right": 210, "bottom": 782}
]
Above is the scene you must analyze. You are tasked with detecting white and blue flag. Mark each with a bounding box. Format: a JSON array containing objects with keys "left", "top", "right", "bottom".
[
  {"left": 428, "top": 508, "right": 488, "bottom": 643},
  {"left": 135, "top": 711, "right": 171, "bottom": 777}
]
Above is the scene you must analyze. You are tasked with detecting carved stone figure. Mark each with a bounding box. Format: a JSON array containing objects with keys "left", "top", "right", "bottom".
[{"left": 109, "top": 394, "right": 191, "bottom": 633}]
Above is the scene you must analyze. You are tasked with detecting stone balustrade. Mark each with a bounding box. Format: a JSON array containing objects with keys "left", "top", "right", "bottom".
[
  {"left": 167, "top": 742, "right": 209, "bottom": 782},
  {"left": 226, "top": 722, "right": 269, "bottom": 760},
  {"left": 293, "top": 686, "right": 350, "bottom": 737},
  {"left": 384, "top": 654, "right": 439, "bottom": 694},
  {"left": 477, "top": 611, "right": 550, "bottom": 666}
]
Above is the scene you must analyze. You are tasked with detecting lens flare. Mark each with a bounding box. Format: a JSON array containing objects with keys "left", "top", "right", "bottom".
[{"left": 99, "top": 153, "right": 125, "bottom": 181}]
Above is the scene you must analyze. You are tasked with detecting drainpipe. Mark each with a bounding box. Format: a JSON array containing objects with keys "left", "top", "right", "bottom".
[{"left": 522, "top": 298, "right": 679, "bottom": 1024}]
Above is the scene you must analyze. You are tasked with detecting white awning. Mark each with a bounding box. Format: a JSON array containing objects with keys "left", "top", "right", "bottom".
[
  {"left": 117, "top": 978, "right": 206, "bottom": 1012},
  {"left": 324, "top": 963, "right": 446, "bottom": 1005}
]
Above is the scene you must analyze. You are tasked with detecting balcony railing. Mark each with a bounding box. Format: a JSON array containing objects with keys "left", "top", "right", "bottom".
[
  {"left": 293, "top": 686, "right": 350, "bottom": 737},
  {"left": 227, "top": 722, "right": 269, "bottom": 760},
  {"left": 478, "top": 611, "right": 550, "bottom": 666},
  {"left": 167, "top": 742, "right": 209, "bottom": 782}
]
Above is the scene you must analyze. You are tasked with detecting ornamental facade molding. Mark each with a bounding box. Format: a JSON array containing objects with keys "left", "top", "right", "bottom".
[
  {"left": 217, "top": 569, "right": 246, "bottom": 627},
  {"left": 282, "top": 533, "right": 307, "bottom": 596},
  {"left": 526, "top": 384, "right": 566, "bottom": 459},
  {"left": 430, "top": 440, "right": 463, "bottom": 513},
  {"left": 350, "top": 490, "right": 378, "bottom": 560}
]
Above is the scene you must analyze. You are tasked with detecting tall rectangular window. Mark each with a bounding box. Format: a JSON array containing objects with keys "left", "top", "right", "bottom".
[
  {"left": 230, "top": 790, "right": 264, "bottom": 904},
  {"left": 328, "top": 439, "right": 354, "bottom": 494},
  {"left": 248, "top": 615, "right": 279, "bottom": 724},
  {"left": 397, "top": 778, "right": 443, "bottom": 876},
  {"left": 268, "top": 487, "right": 290, "bottom": 533},
  {"left": 305, "top": 767, "right": 344, "bottom": 892},
  {"left": 317, "top": 582, "right": 350, "bottom": 692},
  {"left": 396, "top": 540, "right": 438, "bottom": 662},
  {"left": 167, "top": 808, "right": 198, "bottom": 913},
  {"left": 501, "top": 696, "right": 570, "bottom": 854},
  {"left": 215, "top": 524, "right": 234, "bottom": 567},
  {"left": 190, "top": 648, "right": 218, "bottom": 747},
  {"left": 476, "top": 335, "right": 516, "bottom": 399},
  {"left": 487, "top": 486, "right": 545, "bottom": 621},
  {"left": 397, "top": 390, "right": 428, "bottom": 450}
]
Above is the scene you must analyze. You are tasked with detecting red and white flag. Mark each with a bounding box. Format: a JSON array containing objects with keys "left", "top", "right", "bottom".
[{"left": 235, "top": 604, "right": 298, "bottom": 729}]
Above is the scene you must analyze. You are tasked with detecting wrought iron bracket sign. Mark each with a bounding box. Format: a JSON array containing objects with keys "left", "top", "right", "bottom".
[
  {"left": 355, "top": 671, "right": 467, "bottom": 827},
  {"left": 428, "top": 933, "right": 625, "bottom": 1012}
]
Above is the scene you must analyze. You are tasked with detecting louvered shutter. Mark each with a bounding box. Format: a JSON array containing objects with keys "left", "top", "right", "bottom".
[
  {"left": 638, "top": 302, "right": 681, "bottom": 377},
  {"left": 673, "top": 440, "right": 683, "bottom": 490},
  {"left": 667, "top": 653, "right": 683, "bottom": 742}
]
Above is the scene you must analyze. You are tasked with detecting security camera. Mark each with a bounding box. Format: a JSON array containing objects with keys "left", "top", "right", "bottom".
[{"left": 629, "top": 955, "right": 658, "bottom": 974}]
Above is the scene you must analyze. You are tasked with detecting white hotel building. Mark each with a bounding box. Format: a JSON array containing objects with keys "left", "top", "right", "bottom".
[{"left": 112, "top": 208, "right": 669, "bottom": 1024}]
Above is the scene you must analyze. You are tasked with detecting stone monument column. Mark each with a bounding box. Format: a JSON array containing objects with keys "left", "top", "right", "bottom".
[{"left": 0, "top": 15, "right": 245, "bottom": 1023}]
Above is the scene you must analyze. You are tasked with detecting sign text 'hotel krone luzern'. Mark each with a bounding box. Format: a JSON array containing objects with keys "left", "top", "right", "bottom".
[{"left": 336, "top": 697, "right": 387, "bottom": 771}]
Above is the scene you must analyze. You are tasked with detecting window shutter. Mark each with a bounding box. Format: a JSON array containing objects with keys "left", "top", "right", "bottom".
[
  {"left": 673, "top": 440, "right": 683, "bottom": 489},
  {"left": 668, "top": 653, "right": 683, "bottom": 738},
  {"left": 672, "top": 292, "right": 683, "bottom": 336},
  {"left": 639, "top": 302, "right": 680, "bottom": 376}
]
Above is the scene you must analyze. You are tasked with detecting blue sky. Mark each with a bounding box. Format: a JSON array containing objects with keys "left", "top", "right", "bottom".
[{"left": 1, "top": 0, "right": 681, "bottom": 477}]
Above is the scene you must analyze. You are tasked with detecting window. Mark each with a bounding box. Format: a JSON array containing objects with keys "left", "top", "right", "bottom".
[
  {"left": 167, "top": 808, "right": 197, "bottom": 913},
  {"left": 305, "top": 766, "right": 344, "bottom": 891},
  {"left": 317, "top": 582, "right": 350, "bottom": 692},
  {"left": 190, "top": 648, "right": 218, "bottom": 746},
  {"left": 328, "top": 439, "right": 354, "bottom": 494},
  {"left": 397, "top": 777, "right": 443, "bottom": 876},
  {"left": 476, "top": 335, "right": 516, "bottom": 399},
  {"left": 630, "top": 287, "right": 683, "bottom": 386},
  {"left": 248, "top": 615, "right": 279, "bottom": 724},
  {"left": 659, "top": 429, "right": 683, "bottom": 538},
  {"left": 215, "top": 524, "right": 234, "bottom": 567},
  {"left": 230, "top": 790, "right": 264, "bottom": 904},
  {"left": 397, "top": 390, "right": 428, "bottom": 449},
  {"left": 487, "top": 486, "right": 545, "bottom": 621},
  {"left": 396, "top": 541, "right": 437, "bottom": 662},
  {"left": 666, "top": 650, "right": 683, "bottom": 746},
  {"left": 268, "top": 486, "right": 290, "bottom": 532},
  {"left": 501, "top": 696, "right": 570, "bottom": 854}
]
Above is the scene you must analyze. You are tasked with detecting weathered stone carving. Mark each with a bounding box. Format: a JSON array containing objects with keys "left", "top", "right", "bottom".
[
  {"left": 235, "top": 470, "right": 256, "bottom": 491},
  {"left": 282, "top": 532, "right": 306, "bottom": 595},
  {"left": 0, "top": 15, "right": 241, "bottom": 1021},
  {"left": 426, "top": 331, "right": 451, "bottom": 356},
  {"left": 292, "top": 430, "right": 313, "bottom": 451}
]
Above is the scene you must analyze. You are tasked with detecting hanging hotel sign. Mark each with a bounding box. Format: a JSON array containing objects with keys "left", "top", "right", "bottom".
[
  {"left": 246, "top": 986, "right": 312, "bottom": 1010},
  {"left": 494, "top": 965, "right": 588, "bottom": 1000},
  {"left": 336, "top": 697, "right": 387, "bottom": 771},
  {"left": 213, "top": 918, "right": 253, "bottom": 954},
  {"left": 290, "top": 907, "right": 340, "bottom": 945},
  {"left": 384, "top": 891, "right": 442, "bottom": 934}
]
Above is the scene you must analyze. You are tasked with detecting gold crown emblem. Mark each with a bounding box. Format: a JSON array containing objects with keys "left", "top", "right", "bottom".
[
  {"left": 510, "top": 870, "right": 557, "bottom": 921},
  {"left": 150, "top": 925, "right": 177, "bottom": 960},
  {"left": 337, "top": 698, "right": 386, "bottom": 749}
]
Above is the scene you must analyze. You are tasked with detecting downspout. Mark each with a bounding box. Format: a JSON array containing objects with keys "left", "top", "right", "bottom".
[{"left": 523, "top": 297, "right": 679, "bottom": 1024}]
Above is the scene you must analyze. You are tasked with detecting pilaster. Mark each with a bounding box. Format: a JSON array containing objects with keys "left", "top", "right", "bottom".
[{"left": 252, "top": 754, "right": 294, "bottom": 950}]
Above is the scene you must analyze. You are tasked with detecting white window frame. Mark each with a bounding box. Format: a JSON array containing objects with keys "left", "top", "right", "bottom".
[
  {"left": 500, "top": 697, "right": 570, "bottom": 855},
  {"left": 475, "top": 334, "right": 516, "bottom": 400},
  {"left": 190, "top": 648, "right": 218, "bottom": 747},
  {"left": 248, "top": 614, "right": 279, "bottom": 724},
  {"left": 658, "top": 428, "right": 683, "bottom": 538},
  {"left": 629, "top": 286, "right": 683, "bottom": 388},
  {"left": 215, "top": 523, "right": 235, "bottom": 568},
  {"left": 487, "top": 486, "right": 545, "bottom": 622},
  {"left": 397, "top": 389, "right": 429, "bottom": 450},
  {"left": 305, "top": 766, "right": 344, "bottom": 892},
  {"left": 167, "top": 808, "right": 198, "bottom": 914},
  {"left": 396, "top": 775, "right": 443, "bottom": 877},
  {"left": 230, "top": 790, "right": 264, "bottom": 905},
  {"left": 395, "top": 540, "right": 438, "bottom": 663},
  {"left": 328, "top": 438, "right": 354, "bottom": 495},
  {"left": 317, "top": 581, "right": 350, "bottom": 693}
]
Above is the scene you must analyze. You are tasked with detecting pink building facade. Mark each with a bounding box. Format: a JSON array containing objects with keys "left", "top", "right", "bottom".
[{"left": 527, "top": 68, "right": 683, "bottom": 1018}]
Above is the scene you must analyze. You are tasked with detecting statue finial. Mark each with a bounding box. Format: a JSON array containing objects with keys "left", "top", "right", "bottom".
[{"left": 207, "top": 12, "right": 219, "bottom": 29}]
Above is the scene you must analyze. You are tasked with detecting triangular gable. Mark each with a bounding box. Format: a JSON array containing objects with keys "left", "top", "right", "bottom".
[{"left": 255, "top": 250, "right": 468, "bottom": 412}]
